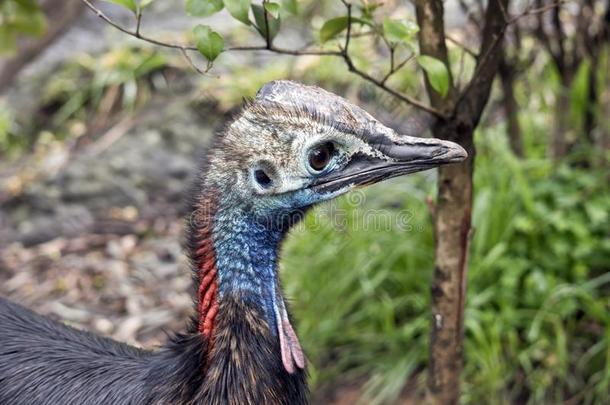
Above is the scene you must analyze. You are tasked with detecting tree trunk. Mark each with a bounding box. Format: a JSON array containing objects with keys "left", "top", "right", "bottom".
[
  {"left": 426, "top": 124, "right": 474, "bottom": 405},
  {"left": 415, "top": 1, "right": 508, "bottom": 403},
  {"left": 499, "top": 59, "right": 524, "bottom": 157}
]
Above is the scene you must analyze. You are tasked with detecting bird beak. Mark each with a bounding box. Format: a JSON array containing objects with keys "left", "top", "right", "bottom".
[{"left": 310, "top": 133, "right": 467, "bottom": 193}]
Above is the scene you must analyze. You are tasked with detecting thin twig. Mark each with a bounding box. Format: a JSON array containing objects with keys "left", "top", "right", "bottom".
[
  {"left": 342, "top": 0, "right": 352, "bottom": 53},
  {"left": 383, "top": 46, "right": 395, "bottom": 84},
  {"left": 135, "top": 10, "right": 142, "bottom": 37},
  {"left": 496, "top": 0, "right": 510, "bottom": 22},
  {"left": 228, "top": 45, "right": 342, "bottom": 55},
  {"left": 381, "top": 54, "right": 414, "bottom": 84},
  {"left": 460, "top": 0, "right": 565, "bottom": 102},
  {"left": 81, "top": 0, "right": 446, "bottom": 118},
  {"left": 262, "top": 0, "right": 272, "bottom": 49},
  {"left": 509, "top": 0, "right": 568, "bottom": 23},
  {"left": 446, "top": 34, "right": 477, "bottom": 58},
  {"left": 334, "top": 1, "right": 443, "bottom": 117},
  {"left": 456, "top": 45, "right": 466, "bottom": 91},
  {"left": 82, "top": 0, "right": 198, "bottom": 51},
  {"left": 179, "top": 48, "right": 210, "bottom": 75}
]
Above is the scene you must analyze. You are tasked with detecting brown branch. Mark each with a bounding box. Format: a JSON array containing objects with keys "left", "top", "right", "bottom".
[
  {"left": 389, "top": 47, "right": 395, "bottom": 75},
  {"left": 179, "top": 48, "right": 211, "bottom": 75},
  {"left": 519, "top": 0, "right": 568, "bottom": 22},
  {"left": 341, "top": 0, "right": 352, "bottom": 52},
  {"left": 81, "top": 0, "right": 446, "bottom": 118},
  {"left": 345, "top": 59, "right": 440, "bottom": 115},
  {"left": 456, "top": 43, "right": 467, "bottom": 90},
  {"left": 458, "top": 0, "right": 483, "bottom": 31},
  {"left": 262, "top": 0, "right": 272, "bottom": 48},
  {"left": 460, "top": 0, "right": 566, "bottom": 108},
  {"left": 381, "top": 54, "right": 414, "bottom": 85},
  {"left": 135, "top": 10, "right": 142, "bottom": 37},
  {"left": 82, "top": 0, "right": 198, "bottom": 51},
  {"left": 335, "top": 0, "right": 446, "bottom": 117},
  {"left": 82, "top": 0, "right": 341, "bottom": 56},
  {"left": 496, "top": 0, "right": 510, "bottom": 22},
  {"left": 445, "top": 34, "right": 477, "bottom": 57}
]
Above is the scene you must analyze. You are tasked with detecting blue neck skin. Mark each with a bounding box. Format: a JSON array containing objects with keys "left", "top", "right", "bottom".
[{"left": 211, "top": 208, "right": 285, "bottom": 334}]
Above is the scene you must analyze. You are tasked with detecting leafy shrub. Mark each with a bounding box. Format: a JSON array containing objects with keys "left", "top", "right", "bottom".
[{"left": 282, "top": 127, "right": 610, "bottom": 404}]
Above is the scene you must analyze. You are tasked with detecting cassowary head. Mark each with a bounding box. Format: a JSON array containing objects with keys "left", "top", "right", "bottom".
[{"left": 201, "top": 80, "right": 466, "bottom": 226}]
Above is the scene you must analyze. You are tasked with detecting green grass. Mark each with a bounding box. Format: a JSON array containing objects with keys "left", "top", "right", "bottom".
[{"left": 281, "top": 127, "right": 610, "bottom": 404}]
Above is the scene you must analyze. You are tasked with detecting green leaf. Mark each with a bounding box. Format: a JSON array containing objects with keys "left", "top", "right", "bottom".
[
  {"left": 417, "top": 55, "right": 449, "bottom": 98},
  {"left": 139, "top": 0, "right": 156, "bottom": 8},
  {"left": 103, "top": 0, "right": 138, "bottom": 13},
  {"left": 193, "top": 24, "right": 224, "bottom": 62},
  {"left": 264, "top": 2, "right": 280, "bottom": 19},
  {"left": 382, "top": 18, "right": 418, "bottom": 45},
  {"left": 224, "top": 0, "right": 251, "bottom": 25},
  {"left": 359, "top": 1, "right": 383, "bottom": 20},
  {"left": 281, "top": 0, "right": 297, "bottom": 15},
  {"left": 320, "top": 17, "right": 348, "bottom": 43},
  {"left": 186, "top": 0, "right": 224, "bottom": 17},
  {"left": 251, "top": 4, "right": 281, "bottom": 40},
  {"left": 319, "top": 16, "right": 369, "bottom": 43}
]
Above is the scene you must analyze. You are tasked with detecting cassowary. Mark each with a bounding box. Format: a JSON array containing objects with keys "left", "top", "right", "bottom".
[{"left": 0, "top": 81, "right": 466, "bottom": 404}]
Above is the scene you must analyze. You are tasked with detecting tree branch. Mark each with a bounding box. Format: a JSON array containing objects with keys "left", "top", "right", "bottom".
[
  {"left": 459, "top": 0, "right": 566, "bottom": 114},
  {"left": 135, "top": 9, "right": 142, "bottom": 37},
  {"left": 381, "top": 54, "right": 414, "bottom": 85},
  {"left": 81, "top": 0, "right": 446, "bottom": 119},
  {"left": 179, "top": 48, "right": 211, "bottom": 75},
  {"left": 445, "top": 34, "right": 477, "bottom": 58},
  {"left": 262, "top": 0, "right": 272, "bottom": 49}
]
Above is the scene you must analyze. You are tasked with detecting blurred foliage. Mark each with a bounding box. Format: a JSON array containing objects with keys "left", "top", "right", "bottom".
[
  {"left": 0, "top": 0, "right": 47, "bottom": 54},
  {"left": 283, "top": 127, "right": 610, "bottom": 404},
  {"left": 42, "top": 46, "right": 169, "bottom": 122},
  {"left": 100, "top": 0, "right": 447, "bottom": 92},
  {"left": 276, "top": 20, "right": 610, "bottom": 401},
  {"left": 0, "top": 45, "right": 174, "bottom": 158}
]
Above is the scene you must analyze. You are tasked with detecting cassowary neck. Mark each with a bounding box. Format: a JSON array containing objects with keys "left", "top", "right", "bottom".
[
  {"left": 190, "top": 190, "right": 305, "bottom": 377},
  {"left": 213, "top": 210, "right": 283, "bottom": 331}
]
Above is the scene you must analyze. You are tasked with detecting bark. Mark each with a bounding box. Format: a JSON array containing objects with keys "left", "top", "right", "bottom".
[
  {"left": 415, "top": 1, "right": 509, "bottom": 403},
  {"left": 0, "top": 0, "right": 85, "bottom": 93},
  {"left": 499, "top": 58, "right": 524, "bottom": 157},
  {"left": 426, "top": 122, "right": 474, "bottom": 405}
]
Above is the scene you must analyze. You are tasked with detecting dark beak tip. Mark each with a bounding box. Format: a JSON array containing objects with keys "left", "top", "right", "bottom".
[{"left": 442, "top": 141, "right": 468, "bottom": 163}]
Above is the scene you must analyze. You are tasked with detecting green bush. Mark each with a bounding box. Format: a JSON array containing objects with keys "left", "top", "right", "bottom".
[{"left": 282, "top": 127, "right": 610, "bottom": 404}]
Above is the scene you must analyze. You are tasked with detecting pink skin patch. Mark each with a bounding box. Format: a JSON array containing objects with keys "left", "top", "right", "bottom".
[{"left": 275, "top": 301, "right": 305, "bottom": 373}]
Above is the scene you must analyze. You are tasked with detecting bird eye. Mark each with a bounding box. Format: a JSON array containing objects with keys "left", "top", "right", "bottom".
[
  {"left": 254, "top": 169, "right": 272, "bottom": 188},
  {"left": 308, "top": 142, "right": 335, "bottom": 172}
]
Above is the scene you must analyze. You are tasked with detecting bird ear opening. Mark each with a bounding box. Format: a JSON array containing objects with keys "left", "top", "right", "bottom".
[
  {"left": 254, "top": 169, "right": 272, "bottom": 188},
  {"left": 250, "top": 161, "right": 279, "bottom": 193}
]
